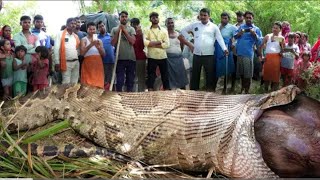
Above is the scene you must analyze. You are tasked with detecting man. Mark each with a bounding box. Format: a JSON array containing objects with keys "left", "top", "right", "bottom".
[
  {"left": 179, "top": 8, "right": 228, "bottom": 91},
  {"left": 130, "top": 18, "right": 147, "bottom": 92},
  {"left": 215, "top": 12, "right": 237, "bottom": 94},
  {"left": 235, "top": 11, "right": 244, "bottom": 27},
  {"left": 74, "top": 17, "right": 87, "bottom": 40},
  {"left": 111, "top": 11, "right": 136, "bottom": 92},
  {"left": 32, "top": 15, "right": 51, "bottom": 49},
  {"left": 54, "top": 17, "right": 80, "bottom": 85},
  {"left": 13, "top": 15, "right": 39, "bottom": 92},
  {"left": 232, "top": 11, "right": 244, "bottom": 91},
  {"left": 13, "top": 16, "right": 39, "bottom": 64},
  {"left": 234, "top": 11, "right": 262, "bottom": 94},
  {"left": 165, "top": 18, "right": 188, "bottom": 90},
  {"left": 97, "top": 21, "right": 115, "bottom": 90},
  {"left": 32, "top": 15, "right": 53, "bottom": 79},
  {"left": 143, "top": 12, "right": 170, "bottom": 91}
]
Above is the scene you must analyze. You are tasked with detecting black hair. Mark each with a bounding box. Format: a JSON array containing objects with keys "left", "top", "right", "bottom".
[
  {"left": 35, "top": 46, "right": 49, "bottom": 59},
  {"left": 302, "top": 51, "right": 311, "bottom": 57},
  {"left": 149, "top": 12, "right": 159, "bottom": 19},
  {"left": 130, "top": 18, "right": 140, "bottom": 25},
  {"left": 221, "top": 12, "right": 230, "bottom": 19},
  {"left": 60, "top": 25, "right": 66, "bottom": 31},
  {"left": 86, "top": 22, "right": 96, "bottom": 29},
  {"left": 74, "top": 17, "right": 80, "bottom": 21},
  {"left": 97, "top": 21, "right": 105, "bottom": 26},
  {"left": 0, "top": 39, "right": 7, "bottom": 53},
  {"left": 288, "top": 32, "right": 295, "bottom": 38},
  {"left": 244, "top": 11, "right": 254, "bottom": 18},
  {"left": 200, "top": 8, "right": 210, "bottom": 16},
  {"left": 302, "top": 33, "right": 309, "bottom": 40},
  {"left": 235, "top": 11, "right": 244, "bottom": 17},
  {"left": 119, "top": 11, "right": 128, "bottom": 16},
  {"left": 165, "top": 17, "right": 173, "bottom": 26},
  {"left": 15, "top": 45, "right": 27, "bottom": 55},
  {"left": 33, "top": 14, "right": 44, "bottom": 22},
  {"left": 66, "top": 17, "right": 75, "bottom": 25},
  {"left": 20, "top": 15, "right": 31, "bottom": 22},
  {"left": 274, "top": 21, "right": 282, "bottom": 29}
]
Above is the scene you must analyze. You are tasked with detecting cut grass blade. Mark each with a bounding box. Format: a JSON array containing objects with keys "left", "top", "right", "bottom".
[{"left": 22, "top": 119, "right": 70, "bottom": 144}]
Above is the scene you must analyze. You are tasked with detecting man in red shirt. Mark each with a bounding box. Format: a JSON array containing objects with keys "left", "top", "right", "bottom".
[{"left": 131, "top": 18, "right": 147, "bottom": 92}]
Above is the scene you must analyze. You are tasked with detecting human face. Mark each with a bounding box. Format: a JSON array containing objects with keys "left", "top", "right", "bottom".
[
  {"left": 16, "top": 49, "right": 26, "bottom": 60},
  {"left": 244, "top": 14, "right": 253, "bottom": 25},
  {"left": 199, "top": 11, "right": 209, "bottom": 24},
  {"left": 288, "top": 36, "right": 294, "bottom": 45},
  {"left": 2, "top": 26, "right": 11, "bottom": 38},
  {"left": 221, "top": 15, "right": 229, "bottom": 25},
  {"left": 1, "top": 40, "right": 11, "bottom": 52},
  {"left": 150, "top": 16, "right": 159, "bottom": 25},
  {"left": 120, "top": 13, "right": 128, "bottom": 25},
  {"left": 66, "top": 20, "right": 76, "bottom": 31},
  {"left": 166, "top": 19, "right": 174, "bottom": 30},
  {"left": 87, "top": 25, "right": 96, "bottom": 36},
  {"left": 34, "top": 19, "right": 43, "bottom": 29},
  {"left": 301, "top": 35, "right": 307, "bottom": 44},
  {"left": 295, "top": 35, "right": 300, "bottom": 44},
  {"left": 21, "top": 19, "right": 31, "bottom": 30},
  {"left": 272, "top": 24, "right": 281, "bottom": 34},
  {"left": 76, "top": 19, "right": 81, "bottom": 29},
  {"left": 302, "top": 54, "right": 310, "bottom": 62},
  {"left": 237, "top": 15, "right": 244, "bottom": 23},
  {"left": 98, "top": 23, "right": 106, "bottom": 34}
]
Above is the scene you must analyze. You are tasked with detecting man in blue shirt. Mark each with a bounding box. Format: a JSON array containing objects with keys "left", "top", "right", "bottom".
[
  {"left": 234, "top": 11, "right": 262, "bottom": 94},
  {"left": 97, "top": 21, "right": 115, "bottom": 90},
  {"left": 32, "top": 15, "right": 51, "bottom": 49}
]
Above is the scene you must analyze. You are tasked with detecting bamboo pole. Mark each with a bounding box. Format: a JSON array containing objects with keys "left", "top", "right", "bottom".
[{"left": 109, "top": 29, "right": 122, "bottom": 91}]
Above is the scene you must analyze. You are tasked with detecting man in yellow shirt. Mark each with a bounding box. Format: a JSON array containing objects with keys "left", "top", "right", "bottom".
[{"left": 143, "top": 12, "right": 170, "bottom": 91}]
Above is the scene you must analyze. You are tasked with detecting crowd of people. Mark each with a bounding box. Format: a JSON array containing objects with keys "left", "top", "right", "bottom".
[{"left": 0, "top": 8, "right": 320, "bottom": 100}]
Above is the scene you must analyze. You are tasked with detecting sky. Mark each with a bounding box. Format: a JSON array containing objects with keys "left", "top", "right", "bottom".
[
  {"left": 36, "top": 1, "right": 81, "bottom": 35},
  {"left": 5, "top": 0, "right": 88, "bottom": 36}
]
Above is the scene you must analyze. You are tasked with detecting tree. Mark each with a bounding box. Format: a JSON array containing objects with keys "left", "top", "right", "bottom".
[
  {"left": 77, "top": 0, "right": 319, "bottom": 44},
  {"left": 0, "top": 1, "right": 37, "bottom": 35}
]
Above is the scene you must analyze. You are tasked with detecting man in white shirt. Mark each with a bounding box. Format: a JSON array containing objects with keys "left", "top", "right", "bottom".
[
  {"left": 54, "top": 18, "right": 80, "bottom": 85},
  {"left": 179, "top": 8, "right": 228, "bottom": 91}
]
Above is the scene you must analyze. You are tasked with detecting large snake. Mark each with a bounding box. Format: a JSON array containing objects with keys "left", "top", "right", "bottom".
[{"left": 0, "top": 84, "right": 305, "bottom": 178}]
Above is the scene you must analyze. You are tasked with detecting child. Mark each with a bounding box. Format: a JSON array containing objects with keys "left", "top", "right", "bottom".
[
  {"left": 280, "top": 33, "right": 300, "bottom": 87},
  {"left": 295, "top": 51, "right": 312, "bottom": 90},
  {"left": 0, "top": 39, "right": 14, "bottom": 99},
  {"left": 13, "top": 45, "right": 28, "bottom": 97},
  {"left": 31, "top": 46, "right": 49, "bottom": 91}
]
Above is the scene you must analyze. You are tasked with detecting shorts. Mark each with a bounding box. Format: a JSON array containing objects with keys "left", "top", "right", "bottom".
[
  {"left": 1, "top": 77, "right": 13, "bottom": 87},
  {"left": 280, "top": 67, "right": 294, "bottom": 76}
]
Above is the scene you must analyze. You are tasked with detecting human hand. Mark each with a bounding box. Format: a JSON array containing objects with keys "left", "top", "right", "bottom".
[
  {"left": 55, "top": 64, "right": 60, "bottom": 72},
  {"left": 224, "top": 50, "right": 229, "bottom": 56},
  {"left": 250, "top": 28, "right": 256, "bottom": 36}
]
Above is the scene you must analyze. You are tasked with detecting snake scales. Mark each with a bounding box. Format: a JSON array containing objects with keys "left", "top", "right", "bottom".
[{"left": 1, "top": 84, "right": 301, "bottom": 178}]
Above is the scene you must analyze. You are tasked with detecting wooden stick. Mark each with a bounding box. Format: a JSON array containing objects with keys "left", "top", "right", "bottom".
[{"left": 109, "top": 29, "right": 122, "bottom": 91}]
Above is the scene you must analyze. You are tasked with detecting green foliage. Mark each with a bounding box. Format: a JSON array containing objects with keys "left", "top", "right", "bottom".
[
  {"left": 0, "top": 1, "right": 37, "bottom": 35},
  {"left": 78, "top": 0, "right": 320, "bottom": 44}
]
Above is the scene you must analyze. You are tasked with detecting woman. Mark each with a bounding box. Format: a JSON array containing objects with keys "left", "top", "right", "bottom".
[
  {"left": 80, "top": 22, "right": 105, "bottom": 88},
  {"left": 0, "top": 25, "right": 15, "bottom": 50},
  {"left": 311, "top": 35, "right": 320, "bottom": 62}
]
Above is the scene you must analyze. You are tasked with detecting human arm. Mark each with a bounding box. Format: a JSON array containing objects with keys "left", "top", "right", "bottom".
[
  {"left": 96, "top": 40, "right": 106, "bottom": 57},
  {"left": 215, "top": 26, "right": 228, "bottom": 55},
  {"left": 258, "top": 36, "right": 268, "bottom": 61},
  {"left": 153, "top": 30, "right": 170, "bottom": 49},
  {"left": 80, "top": 38, "right": 96, "bottom": 56},
  {"left": 121, "top": 25, "right": 136, "bottom": 45},
  {"left": 111, "top": 27, "right": 120, "bottom": 46},
  {"left": 12, "top": 59, "right": 25, "bottom": 70},
  {"left": 53, "top": 32, "right": 61, "bottom": 71},
  {"left": 179, "top": 24, "right": 195, "bottom": 52},
  {"left": 143, "top": 29, "right": 162, "bottom": 47}
]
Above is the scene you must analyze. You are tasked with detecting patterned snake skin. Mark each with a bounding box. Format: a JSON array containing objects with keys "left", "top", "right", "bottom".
[{"left": 1, "top": 84, "right": 301, "bottom": 178}]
